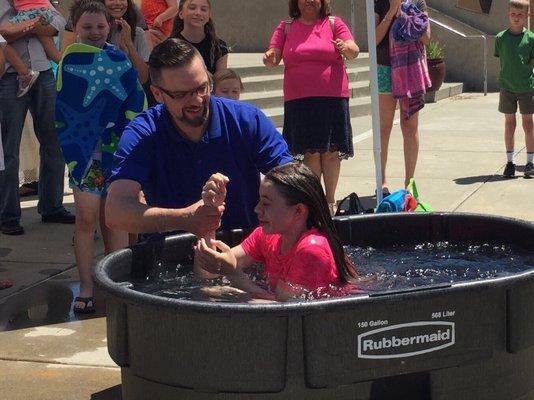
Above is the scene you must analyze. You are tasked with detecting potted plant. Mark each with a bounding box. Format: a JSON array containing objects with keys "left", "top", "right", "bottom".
[{"left": 426, "top": 40, "right": 446, "bottom": 92}]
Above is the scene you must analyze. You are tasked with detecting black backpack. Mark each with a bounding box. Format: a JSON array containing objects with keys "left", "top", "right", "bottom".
[{"left": 335, "top": 192, "right": 373, "bottom": 216}]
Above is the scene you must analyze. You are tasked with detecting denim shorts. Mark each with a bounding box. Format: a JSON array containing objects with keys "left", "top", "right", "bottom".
[
  {"left": 69, "top": 159, "right": 109, "bottom": 197},
  {"left": 378, "top": 65, "right": 392, "bottom": 94},
  {"left": 9, "top": 8, "right": 54, "bottom": 25}
]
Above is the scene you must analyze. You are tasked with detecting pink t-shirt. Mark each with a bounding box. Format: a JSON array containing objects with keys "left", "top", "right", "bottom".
[
  {"left": 241, "top": 227, "right": 342, "bottom": 292},
  {"left": 13, "top": 0, "right": 51, "bottom": 11},
  {"left": 269, "top": 17, "right": 353, "bottom": 102}
]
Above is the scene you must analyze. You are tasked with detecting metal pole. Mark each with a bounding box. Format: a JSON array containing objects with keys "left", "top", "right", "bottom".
[{"left": 365, "top": 0, "right": 383, "bottom": 206}]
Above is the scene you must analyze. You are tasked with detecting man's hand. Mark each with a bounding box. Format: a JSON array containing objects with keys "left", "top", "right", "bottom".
[
  {"left": 0, "top": 17, "right": 41, "bottom": 41},
  {"left": 184, "top": 200, "right": 224, "bottom": 237}
]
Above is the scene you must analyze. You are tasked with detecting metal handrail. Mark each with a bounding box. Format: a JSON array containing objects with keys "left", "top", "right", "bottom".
[{"left": 429, "top": 17, "right": 488, "bottom": 96}]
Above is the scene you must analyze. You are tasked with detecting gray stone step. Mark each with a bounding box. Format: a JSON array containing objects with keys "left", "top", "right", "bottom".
[
  {"left": 241, "top": 80, "right": 370, "bottom": 109},
  {"left": 231, "top": 53, "right": 370, "bottom": 78},
  {"left": 241, "top": 66, "right": 370, "bottom": 93},
  {"left": 424, "top": 82, "right": 464, "bottom": 103}
]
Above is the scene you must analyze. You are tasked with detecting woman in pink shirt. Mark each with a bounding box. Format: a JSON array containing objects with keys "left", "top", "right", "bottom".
[
  {"left": 263, "top": 0, "right": 359, "bottom": 216},
  {"left": 195, "top": 162, "right": 359, "bottom": 301}
]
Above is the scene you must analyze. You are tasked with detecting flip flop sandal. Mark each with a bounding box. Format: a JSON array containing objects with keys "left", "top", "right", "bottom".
[
  {"left": 0, "top": 280, "right": 13, "bottom": 290},
  {"left": 73, "top": 296, "right": 95, "bottom": 314}
]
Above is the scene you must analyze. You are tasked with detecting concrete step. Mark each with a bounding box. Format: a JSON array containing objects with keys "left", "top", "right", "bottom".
[
  {"left": 242, "top": 66, "right": 370, "bottom": 93},
  {"left": 230, "top": 53, "right": 370, "bottom": 78},
  {"left": 242, "top": 80, "right": 370, "bottom": 109},
  {"left": 263, "top": 96, "right": 372, "bottom": 128},
  {"left": 424, "top": 82, "right": 464, "bottom": 103}
]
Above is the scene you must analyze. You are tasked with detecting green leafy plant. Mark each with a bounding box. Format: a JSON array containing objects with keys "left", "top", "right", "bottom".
[{"left": 426, "top": 40, "right": 445, "bottom": 60}]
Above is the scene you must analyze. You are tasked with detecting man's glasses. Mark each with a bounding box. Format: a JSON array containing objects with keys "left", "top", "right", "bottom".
[{"left": 156, "top": 81, "right": 212, "bottom": 101}]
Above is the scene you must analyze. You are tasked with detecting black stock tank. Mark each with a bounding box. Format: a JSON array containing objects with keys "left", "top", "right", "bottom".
[{"left": 94, "top": 213, "right": 534, "bottom": 400}]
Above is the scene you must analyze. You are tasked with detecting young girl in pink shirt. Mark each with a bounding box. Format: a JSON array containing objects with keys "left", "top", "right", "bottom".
[
  {"left": 4, "top": 0, "right": 61, "bottom": 97},
  {"left": 195, "top": 162, "right": 359, "bottom": 301}
]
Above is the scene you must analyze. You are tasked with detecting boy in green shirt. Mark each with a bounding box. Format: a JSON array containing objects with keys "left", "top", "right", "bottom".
[{"left": 495, "top": 0, "right": 534, "bottom": 178}]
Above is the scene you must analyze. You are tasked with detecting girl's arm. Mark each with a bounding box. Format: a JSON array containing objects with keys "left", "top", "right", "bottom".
[
  {"left": 215, "top": 54, "right": 228, "bottom": 72},
  {"left": 420, "top": 11, "right": 431, "bottom": 45},
  {"left": 195, "top": 240, "right": 276, "bottom": 299},
  {"left": 375, "top": 0, "right": 400, "bottom": 45},
  {"left": 115, "top": 19, "right": 149, "bottom": 84},
  {"left": 60, "top": 30, "right": 76, "bottom": 53},
  {"left": 152, "top": 0, "right": 179, "bottom": 28}
]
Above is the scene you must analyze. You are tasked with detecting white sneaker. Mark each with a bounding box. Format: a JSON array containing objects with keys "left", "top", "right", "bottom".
[{"left": 17, "top": 70, "right": 40, "bottom": 98}]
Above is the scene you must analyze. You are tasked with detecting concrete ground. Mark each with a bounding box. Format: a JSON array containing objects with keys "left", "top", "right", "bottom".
[{"left": 1, "top": 88, "right": 533, "bottom": 398}]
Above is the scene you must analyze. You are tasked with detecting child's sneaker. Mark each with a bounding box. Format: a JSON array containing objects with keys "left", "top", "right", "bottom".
[
  {"left": 525, "top": 162, "right": 534, "bottom": 178},
  {"left": 503, "top": 162, "right": 516, "bottom": 178},
  {"left": 17, "top": 70, "right": 40, "bottom": 98}
]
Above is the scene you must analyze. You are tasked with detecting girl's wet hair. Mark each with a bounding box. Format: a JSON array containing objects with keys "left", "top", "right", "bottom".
[
  {"left": 288, "top": 0, "right": 332, "bottom": 19},
  {"left": 70, "top": 0, "right": 111, "bottom": 27},
  {"left": 213, "top": 69, "right": 244, "bottom": 91},
  {"left": 172, "top": 0, "right": 223, "bottom": 72},
  {"left": 264, "top": 162, "right": 358, "bottom": 283}
]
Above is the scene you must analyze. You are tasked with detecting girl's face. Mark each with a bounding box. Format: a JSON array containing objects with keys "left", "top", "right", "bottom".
[
  {"left": 179, "top": 0, "right": 211, "bottom": 29},
  {"left": 297, "top": 0, "right": 322, "bottom": 17},
  {"left": 254, "top": 180, "right": 300, "bottom": 235},
  {"left": 74, "top": 12, "right": 111, "bottom": 48},
  {"left": 104, "top": 0, "right": 128, "bottom": 19},
  {"left": 213, "top": 78, "right": 241, "bottom": 100}
]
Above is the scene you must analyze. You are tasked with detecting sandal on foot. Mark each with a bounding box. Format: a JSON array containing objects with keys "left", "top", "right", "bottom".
[{"left": 73, "top": 296, "right": 95, "bottom": 314}]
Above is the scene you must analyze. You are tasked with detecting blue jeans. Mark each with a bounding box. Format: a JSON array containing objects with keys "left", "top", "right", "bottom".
[{"left": 0, "top": 70, "right": 66, "bottom": 223}]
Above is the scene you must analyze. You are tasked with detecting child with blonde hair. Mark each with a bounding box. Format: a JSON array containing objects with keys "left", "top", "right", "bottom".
[{"left": 213, "top": 68, "right": 243, "bottom": 100}]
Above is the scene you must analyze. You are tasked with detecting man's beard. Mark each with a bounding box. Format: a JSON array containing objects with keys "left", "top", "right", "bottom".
[{"left": 178, "top": 101, "right": 209, "bottom": 127}]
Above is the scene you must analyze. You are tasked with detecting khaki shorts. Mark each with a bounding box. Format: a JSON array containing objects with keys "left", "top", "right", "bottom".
[{"left": 499, "top": 89, "right": 534, "bottom": 114}]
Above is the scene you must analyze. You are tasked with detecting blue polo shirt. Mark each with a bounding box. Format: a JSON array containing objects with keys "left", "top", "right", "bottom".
[{"left": 111, "top": 96, "right": 292, "bottom": 230}]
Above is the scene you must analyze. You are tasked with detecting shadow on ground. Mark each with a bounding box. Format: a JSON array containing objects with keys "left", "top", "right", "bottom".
[{"left": 91, "top": 385, "right": 122, "bottom": 399}]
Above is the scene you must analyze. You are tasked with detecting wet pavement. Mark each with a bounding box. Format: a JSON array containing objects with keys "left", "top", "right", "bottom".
[{"left": 1, "top": 89, "right": 534, "bottom": 398}]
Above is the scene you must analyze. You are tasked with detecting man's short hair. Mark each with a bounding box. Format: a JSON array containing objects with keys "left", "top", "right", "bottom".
[
  {"left": 509, "top": 0, "right": 529, "bottom": 11},
  {"left": 148, "top": 38, "right": 206, "bottom": 85}
]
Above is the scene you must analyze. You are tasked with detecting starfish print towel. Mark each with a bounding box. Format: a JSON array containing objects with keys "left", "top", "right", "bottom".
[{"left": 55, "top": 43, "right": 147, "bottom": 185}]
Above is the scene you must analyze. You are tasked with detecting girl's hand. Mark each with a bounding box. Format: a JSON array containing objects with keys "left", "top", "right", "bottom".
[
  {"left": 262, "top": 49, "right": 278, "bottom": 67},
  {"left": 149, "top": 29, "right": 167, "bottom": 46},
  {"left": 153, "top": 15, "right": 163, "bottom": 29},
  {"left": 202, "top": 173, "right": 229, "bottom": 207},
  {"left": 194, "top": 238, "right": 237, "bottom": 276},
  {"left": 115, "top": 18, "right": 133, "bottom": 47}
]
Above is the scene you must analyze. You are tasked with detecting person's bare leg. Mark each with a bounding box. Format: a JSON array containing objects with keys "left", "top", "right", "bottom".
[
  {"left": 321, "top": 151, "right": 340, "bottom": 204},
  {"left": 73, "top": 189, "right": 100, "bottom": 306},
  {"left": 2, "top": 44, "right": 30, "bottom": 75},
  {"left": 505, "top": 113, "right": 516, "bottom": 153},
  {"left": 39, "top": 35, "right": 61, "bottom": 63},
  {"left": 379, "top": 94, "right": 397, "bottom": 191},
  {"left": 521, "top": 113, "right": 534, "bottom": 153},
  {"left": 303, "top": 152, "right": 322, "bottom": 179},
  {"left": 99, "top": 197, "right": 128, "bottom": 254},
  {"left": 400, "top": 111, "right": 420, "bottom": 187}
]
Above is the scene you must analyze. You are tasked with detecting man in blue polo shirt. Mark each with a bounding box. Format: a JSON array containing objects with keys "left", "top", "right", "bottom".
[{"left": 106, "top": 39, "right": 292, "bottom": 237}]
